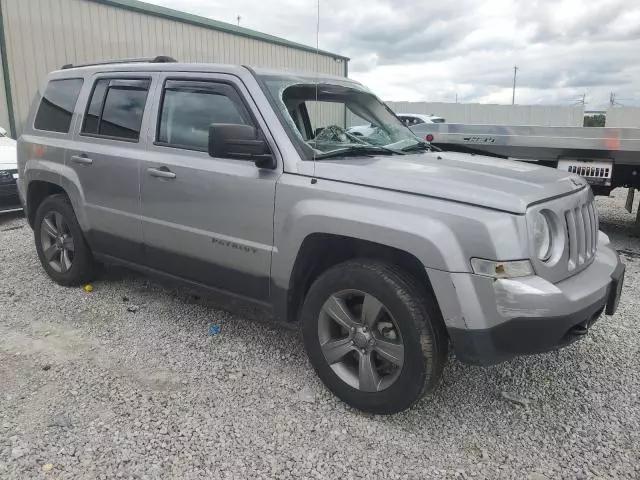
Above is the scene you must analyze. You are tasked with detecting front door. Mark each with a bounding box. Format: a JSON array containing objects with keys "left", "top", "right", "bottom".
[
  {"left": 139, "top": 73, "right": 279, "bottom": 303},
  {"left": 68, "top": 74, "right": 156, "bottom": 261}
]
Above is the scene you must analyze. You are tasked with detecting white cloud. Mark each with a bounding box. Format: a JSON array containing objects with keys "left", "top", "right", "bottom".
[{"left": 146, "top": 0, "right": 640, "bottom": 109}]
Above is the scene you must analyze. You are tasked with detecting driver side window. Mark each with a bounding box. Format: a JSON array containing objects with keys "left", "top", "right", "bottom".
[{"left": 156, "top": 80, "right": 250, "bottom": 152}]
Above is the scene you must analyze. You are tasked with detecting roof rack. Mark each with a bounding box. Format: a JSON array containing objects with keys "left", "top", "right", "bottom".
[{"left": 61, "top": 56, "right": 177, "bottom": 70}]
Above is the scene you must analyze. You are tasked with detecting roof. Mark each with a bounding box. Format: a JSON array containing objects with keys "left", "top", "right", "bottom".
[
  {"left": 51, "top": 63, "right": 360, "bottom": 91},
  {"left": 90, "top": 0, "right": 349, "bottom": 61}
]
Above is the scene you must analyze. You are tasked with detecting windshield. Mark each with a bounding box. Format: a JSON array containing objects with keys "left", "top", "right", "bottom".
[{"left": 259, "top": 75, "right": 424, "bottom": 160}]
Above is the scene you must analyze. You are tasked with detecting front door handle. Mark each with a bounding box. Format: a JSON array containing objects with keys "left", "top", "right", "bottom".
[
  {"left": 147, "top": 167, "right": 176, "bottom": 179},
  {"left": 71, "top": 154, "right": 93, "bottom": 165}
]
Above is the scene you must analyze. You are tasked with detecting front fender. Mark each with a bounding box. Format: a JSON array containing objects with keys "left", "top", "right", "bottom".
[
  {"left": 271, "top": 175, "right": 528, "bottom": 293},
  {"left": 274, "top": 199, "right": 465, "bottom": 276}
]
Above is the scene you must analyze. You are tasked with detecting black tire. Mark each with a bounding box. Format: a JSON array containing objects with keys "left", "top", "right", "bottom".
[
  {"left": 34, "top": 194, "right": 96, "bottom": 286},
  {"left": 301, "top": 259, "right": 448, "bottom": 414}
]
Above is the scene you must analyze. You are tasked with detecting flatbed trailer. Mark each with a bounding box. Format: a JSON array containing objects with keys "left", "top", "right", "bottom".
[{"left": 411, "top": 123, "right": 640, "bottom": 228}]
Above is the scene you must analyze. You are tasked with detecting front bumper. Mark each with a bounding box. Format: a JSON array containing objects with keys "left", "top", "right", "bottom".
[{"left": 428, "top": 233, "right": 624, "bottom": 365}]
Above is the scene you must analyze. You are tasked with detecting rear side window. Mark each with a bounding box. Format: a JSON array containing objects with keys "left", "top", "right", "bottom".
[
  {"left": 81, "top": 78, "right": 151, "bottom": 141},
  {"left": 34, "top": 78, "right": 84, "bottom": 133},
  {"left": 157, "top": 80, "right": 251, "bottom": 152}
]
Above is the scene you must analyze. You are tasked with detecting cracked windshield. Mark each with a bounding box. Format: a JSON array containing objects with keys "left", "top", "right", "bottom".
[{"left": 260, "top": 76, "right": 428, "bottom": 159}]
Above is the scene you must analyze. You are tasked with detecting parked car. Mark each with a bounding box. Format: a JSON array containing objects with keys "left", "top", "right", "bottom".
[
  {"left": 346, "top": 123, "right": 381, "bottom": 138},
  {"left": 0, "top": 126, "right": 21, "bottom": 213},
  {"left": 17, "top": 58, "right": 624, "bottom": 414},
  {"left": 397, "top": 113, "right": 446, "bottom": 126},
  {"left": 348, "top": 113, "right": 444, "bottom": 141}
]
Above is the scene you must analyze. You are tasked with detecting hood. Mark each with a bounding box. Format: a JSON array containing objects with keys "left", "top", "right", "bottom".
[
  {"left": 296, "top": 151, "right": 585, "bottom": 214},
  {"left": 0, "top": 136, "right": 17, "bottom": 170}
]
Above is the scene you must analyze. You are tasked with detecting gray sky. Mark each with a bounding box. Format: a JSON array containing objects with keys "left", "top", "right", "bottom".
[{"left": 147, "top": 0, "right": 640, "bottom": 109}]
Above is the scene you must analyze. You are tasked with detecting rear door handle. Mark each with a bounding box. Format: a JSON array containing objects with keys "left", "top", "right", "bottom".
[
  {"left": 147, "top": 167, "right": 176, "bottom": 179},
  {"left": 71, "top": 154, "right": 93, "bottom": 165}
]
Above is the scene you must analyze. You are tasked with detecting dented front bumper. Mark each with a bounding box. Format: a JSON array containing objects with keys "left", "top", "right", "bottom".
[{"left": 428, "top": 233, "right": 624, "bottom": 365}]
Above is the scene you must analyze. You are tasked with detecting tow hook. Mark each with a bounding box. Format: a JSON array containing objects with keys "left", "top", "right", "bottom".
[{"left": 568, "top": 323, "right": 589, "bottom": 336}]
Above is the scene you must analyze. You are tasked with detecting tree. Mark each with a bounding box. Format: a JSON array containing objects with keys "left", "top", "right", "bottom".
[{"left": 584, "top": 114, "right": 606, "bottom": 127}]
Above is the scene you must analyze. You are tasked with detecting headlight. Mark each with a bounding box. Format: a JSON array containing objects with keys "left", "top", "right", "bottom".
[{"left": 533, "top": 212, "right": 552, "bottom": 261}]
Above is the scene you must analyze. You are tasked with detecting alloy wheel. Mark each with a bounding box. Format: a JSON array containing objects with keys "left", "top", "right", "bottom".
[
  {"left": 318, "top": 290, "right": 405, "bottom": 392},
  {"left": 40, "top": 212, "right": 75, "bottom": 273}
]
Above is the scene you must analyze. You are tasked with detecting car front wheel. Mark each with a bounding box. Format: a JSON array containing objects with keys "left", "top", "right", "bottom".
[{"left": 301, "top": 259, "right": 448, "bottom": 414}]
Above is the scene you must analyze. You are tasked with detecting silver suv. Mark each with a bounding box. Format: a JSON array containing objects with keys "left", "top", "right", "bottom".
[{"left": 17, "top": 58, "right": 624, "bottom": 413}]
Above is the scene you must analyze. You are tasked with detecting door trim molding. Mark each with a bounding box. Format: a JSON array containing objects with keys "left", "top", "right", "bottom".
[{"left": 94, "top": 251, "right": 273, "bottom": 310}]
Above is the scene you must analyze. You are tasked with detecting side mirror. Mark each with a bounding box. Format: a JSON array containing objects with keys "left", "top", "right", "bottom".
[{"left": 208, "top": 124, "right": 275, "bottom": 169}]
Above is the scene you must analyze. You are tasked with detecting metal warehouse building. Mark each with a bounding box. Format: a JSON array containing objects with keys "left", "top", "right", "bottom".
[{"left": 0, "top": 0, "right": 348, "bottom": 137}]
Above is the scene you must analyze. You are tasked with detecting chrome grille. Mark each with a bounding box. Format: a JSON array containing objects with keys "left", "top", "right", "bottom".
[{"left": 564, "top": 198, "right": 598, "bottom": 272}]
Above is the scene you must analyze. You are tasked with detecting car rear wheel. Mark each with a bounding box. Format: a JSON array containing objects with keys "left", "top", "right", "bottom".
[
  {"left": 301, "top": 259, "right": 448, "bottom": 414},
  {"left": 34, "top": 194, "right": 96, "bottom": 286}
]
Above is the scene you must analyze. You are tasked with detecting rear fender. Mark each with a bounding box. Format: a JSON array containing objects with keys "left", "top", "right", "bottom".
[{"left": 24, "top": 159, "right": 90, "bottom": 231}]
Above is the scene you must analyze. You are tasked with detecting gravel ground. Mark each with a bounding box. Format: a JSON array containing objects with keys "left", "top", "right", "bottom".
[{"left": 1, "top": 190, "right": 639, "bottom": 480}]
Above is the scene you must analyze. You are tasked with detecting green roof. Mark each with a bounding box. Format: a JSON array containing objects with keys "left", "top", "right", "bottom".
[{"left": 90, "top": 0, "right": 349, "bottom": 61}]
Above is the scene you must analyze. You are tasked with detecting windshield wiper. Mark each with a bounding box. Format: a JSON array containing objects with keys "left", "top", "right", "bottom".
[
  {"left": 315, "top": 144, "right": 406, "bottom": 160},
  {"left": 401, "top": 142, "right": 442, "bottom": 153}
]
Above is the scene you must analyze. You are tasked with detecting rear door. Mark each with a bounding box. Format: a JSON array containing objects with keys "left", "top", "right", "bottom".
[
  {"left": 67, "top": 74, "right": 156, "bottom": 261},
  {"left": 139, "top": 73, "right": 279, "bottom": 303}
]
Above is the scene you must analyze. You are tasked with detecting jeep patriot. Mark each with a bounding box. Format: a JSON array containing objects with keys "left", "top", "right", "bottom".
[{"left": 17, "top": 58, "right": 624, "bottom": 413}]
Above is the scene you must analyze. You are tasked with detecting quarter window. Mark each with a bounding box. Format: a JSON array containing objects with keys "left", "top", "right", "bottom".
[
  {"left": 81, "top": 78, "right": 150, "bottom": 141},
  {"left": 157, "top": 80, "right": 251, "bottom": 152},
  {"left": 34, "top": 78, "right": 84, "bottom": 133}
]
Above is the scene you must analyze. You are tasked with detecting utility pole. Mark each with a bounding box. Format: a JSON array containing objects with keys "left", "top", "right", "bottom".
[
  {"left": 511, "top": 65, "right": 518, "bottom": 105},
  {"left": 237, "top": 15, "right": 241, "bottom": 26}
]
